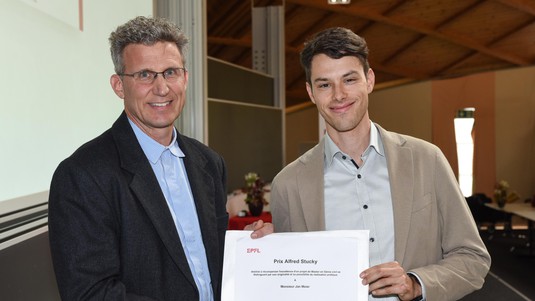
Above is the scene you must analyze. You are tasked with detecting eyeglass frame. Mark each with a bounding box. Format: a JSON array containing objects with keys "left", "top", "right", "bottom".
[{"left": 117, "top": 67, "right": 187, "bottom": 83}]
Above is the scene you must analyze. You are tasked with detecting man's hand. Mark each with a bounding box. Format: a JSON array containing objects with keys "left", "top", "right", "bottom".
[
  {"left": 243, "top": 219, "right": 274, "bottom": 239},
  {"left": 359, "top": 261, "right": 422, "bottom": 301}
]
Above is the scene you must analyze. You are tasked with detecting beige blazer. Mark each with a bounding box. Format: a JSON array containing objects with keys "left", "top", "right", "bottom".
[{"left": 270, "top": 124, "right": 491, "bottom": 301}]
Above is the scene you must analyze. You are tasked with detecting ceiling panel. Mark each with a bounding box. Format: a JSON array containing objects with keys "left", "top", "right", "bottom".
[{"left": 207, "top": 0, "right": 535, "bottom": 107}]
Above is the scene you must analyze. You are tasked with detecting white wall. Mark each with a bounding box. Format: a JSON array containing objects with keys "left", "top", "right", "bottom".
[{"left": 0, "top": 0, "right": 152, "bottom": 205}]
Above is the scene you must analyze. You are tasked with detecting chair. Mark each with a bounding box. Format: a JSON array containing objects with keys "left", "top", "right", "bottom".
[{"left": 466, "top": 193, "right": 512, "bottom": 237}]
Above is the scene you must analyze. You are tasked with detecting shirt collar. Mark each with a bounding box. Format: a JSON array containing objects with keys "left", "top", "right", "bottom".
[
  {"left": 368, "top": 122, "right": 385, "bottom": 157},
  {"left": 128, "top": 118, "right": 185, "bottom": 164},
  {"left": 324, "top": 133, "right": 339, "bottom": 168},
  {"left": 324, "top": 122, "right": 384, "bottom": 167}
]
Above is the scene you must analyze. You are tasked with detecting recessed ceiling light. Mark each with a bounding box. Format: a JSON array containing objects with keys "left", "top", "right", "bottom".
[{"left": 328, "top": 0, "right": 351, "bottom": 4}]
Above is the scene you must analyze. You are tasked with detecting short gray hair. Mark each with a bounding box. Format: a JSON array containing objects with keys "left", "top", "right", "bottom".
[{"left": 109, "top": 16, "right": 188, "bottom": 74}]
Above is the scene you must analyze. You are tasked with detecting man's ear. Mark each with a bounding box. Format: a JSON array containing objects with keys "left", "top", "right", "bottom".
[
  {"left": 306, "top": 82, "right": 316, "bottom": 104},
  {"left": 183, "top": 68, "right": 189, "bottom": 90},
  {"left": 366, "top": 68, "right": 375, "bottom": 94},
  {"left": 110, "top": 74, "right": 125, "bottom": 99}
]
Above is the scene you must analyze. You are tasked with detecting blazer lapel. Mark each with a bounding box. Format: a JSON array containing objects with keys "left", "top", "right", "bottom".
[
  {"left": 177, "top": 134, "right": 221, "bottom": 284},
  {"left": 111, "top": 113, "right": 197, "bottom": 288},
  {"left": 377, "top": 125, "right": 414, "bottom": 265},
  {"left": 297, "top": 139, "right": 326, "bottom": 231}
]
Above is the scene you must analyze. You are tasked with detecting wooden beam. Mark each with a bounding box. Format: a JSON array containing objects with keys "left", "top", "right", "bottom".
[
  {"left": 207, "top": 36, "right": 251, "bottom": 47},
  {"left": 495, "top": 0, "right": 535, "bottom": 16},
  {"left": 286, "top": 0, "right": 531, "bottom": 65},
  {"left": 253, "top": 0, "right": 283, "bottom": 6}
]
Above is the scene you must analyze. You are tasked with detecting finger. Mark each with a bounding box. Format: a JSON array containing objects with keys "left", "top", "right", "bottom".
[
  {"left": 251, "top": 222, "right": 274, "bottom": 239},
  {"left": 253, "top": 219, "right": 264, "bottom": 230},
  {"left": 371, "top": 280, "right": 410, "bottom": 298},
  {"left": 369, "top": 272, "right": 412, "bottom": 298},
  {"left": 242, "top": 221, "right": 257, "bottom": 231},
  {"left": 243, "top": 219, "right": 264, "bottom": 231},
  {"left": 361, "top": 262, "right": 405, "bottom": 287}
]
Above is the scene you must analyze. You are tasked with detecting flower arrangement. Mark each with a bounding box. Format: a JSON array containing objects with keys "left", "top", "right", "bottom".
[
  {"left": 494, "top": 180, "right": 509, "bottom": 207},
  {"left": 242, "top": 172, "right": 269, "bottom": 206}
]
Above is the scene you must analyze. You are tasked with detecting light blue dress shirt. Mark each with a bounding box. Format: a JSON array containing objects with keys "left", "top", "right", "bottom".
[{"left": 129, "top": 119, "right": 213, "bottom": 301}]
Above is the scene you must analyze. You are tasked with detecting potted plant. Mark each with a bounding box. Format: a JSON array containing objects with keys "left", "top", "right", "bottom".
[
  {"left": 242, "top": 172, "right": 269, "bottom": 216},
  {"left": 494, "top": 180, "right": 509, "bottom": 208}
]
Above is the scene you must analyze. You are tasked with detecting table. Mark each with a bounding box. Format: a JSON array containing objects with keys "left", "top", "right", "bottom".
[
  {"left": 486, "top": 202, "right": 535, "bottom": 255},
  {"left": 486, "top": 202, "right": 535, "bottom": 214},
  {"left": 228, "top": 212, "right": 272, "bottom": 230}
]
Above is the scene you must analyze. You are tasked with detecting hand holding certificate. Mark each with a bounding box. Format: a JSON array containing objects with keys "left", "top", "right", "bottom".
[{"left": 222, "top": 230, "right": 370, "bottom": 301}]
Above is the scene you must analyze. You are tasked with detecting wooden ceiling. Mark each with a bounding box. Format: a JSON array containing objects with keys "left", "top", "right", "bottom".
[{"left": 207, "top": 0, "right": 535, "bottom": 108}]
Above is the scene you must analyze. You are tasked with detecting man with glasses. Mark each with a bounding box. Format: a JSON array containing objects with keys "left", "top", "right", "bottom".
[{"left": 48, "top": 16, "right": 271, "bottom": 300}]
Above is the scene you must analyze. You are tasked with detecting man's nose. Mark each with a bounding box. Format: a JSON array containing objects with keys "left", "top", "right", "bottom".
[
  {"left": 333, "top": 84, "right": 347, "bottom": 101},
  {"left": 152, "top": 75, "right": 169, "bottom": 95}
]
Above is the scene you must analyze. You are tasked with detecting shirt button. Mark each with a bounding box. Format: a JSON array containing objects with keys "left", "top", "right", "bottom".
[
  {"left": 363, "top": 205, "right": 368, "bottom": 209},
  {"left": 370, "top": 237, "right": 375, "bottom": 243},
  {"left": 357, "top": 174, "right": 362, "bottom": 179},
  {"left": 342, "top": 155, "right": 346, "bottom": 160}
]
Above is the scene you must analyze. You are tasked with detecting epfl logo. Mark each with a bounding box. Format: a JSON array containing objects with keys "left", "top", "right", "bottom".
[{"left": 247, "top": 248, "right": 261, "bottom": 253}]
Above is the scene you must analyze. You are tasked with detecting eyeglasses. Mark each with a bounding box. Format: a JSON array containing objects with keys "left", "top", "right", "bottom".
[{"left": 118, "top": 67, "right": 187, "bottom": 83}]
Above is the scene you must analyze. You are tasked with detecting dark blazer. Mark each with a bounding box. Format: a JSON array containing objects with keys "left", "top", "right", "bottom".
[{"left": 48, "top": 112, "right": 229, "bottom": 300}]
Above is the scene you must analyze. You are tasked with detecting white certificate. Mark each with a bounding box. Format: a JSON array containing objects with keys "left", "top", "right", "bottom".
[{"left": 222, "top": 230, "right": 369, "bottom": 301}]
